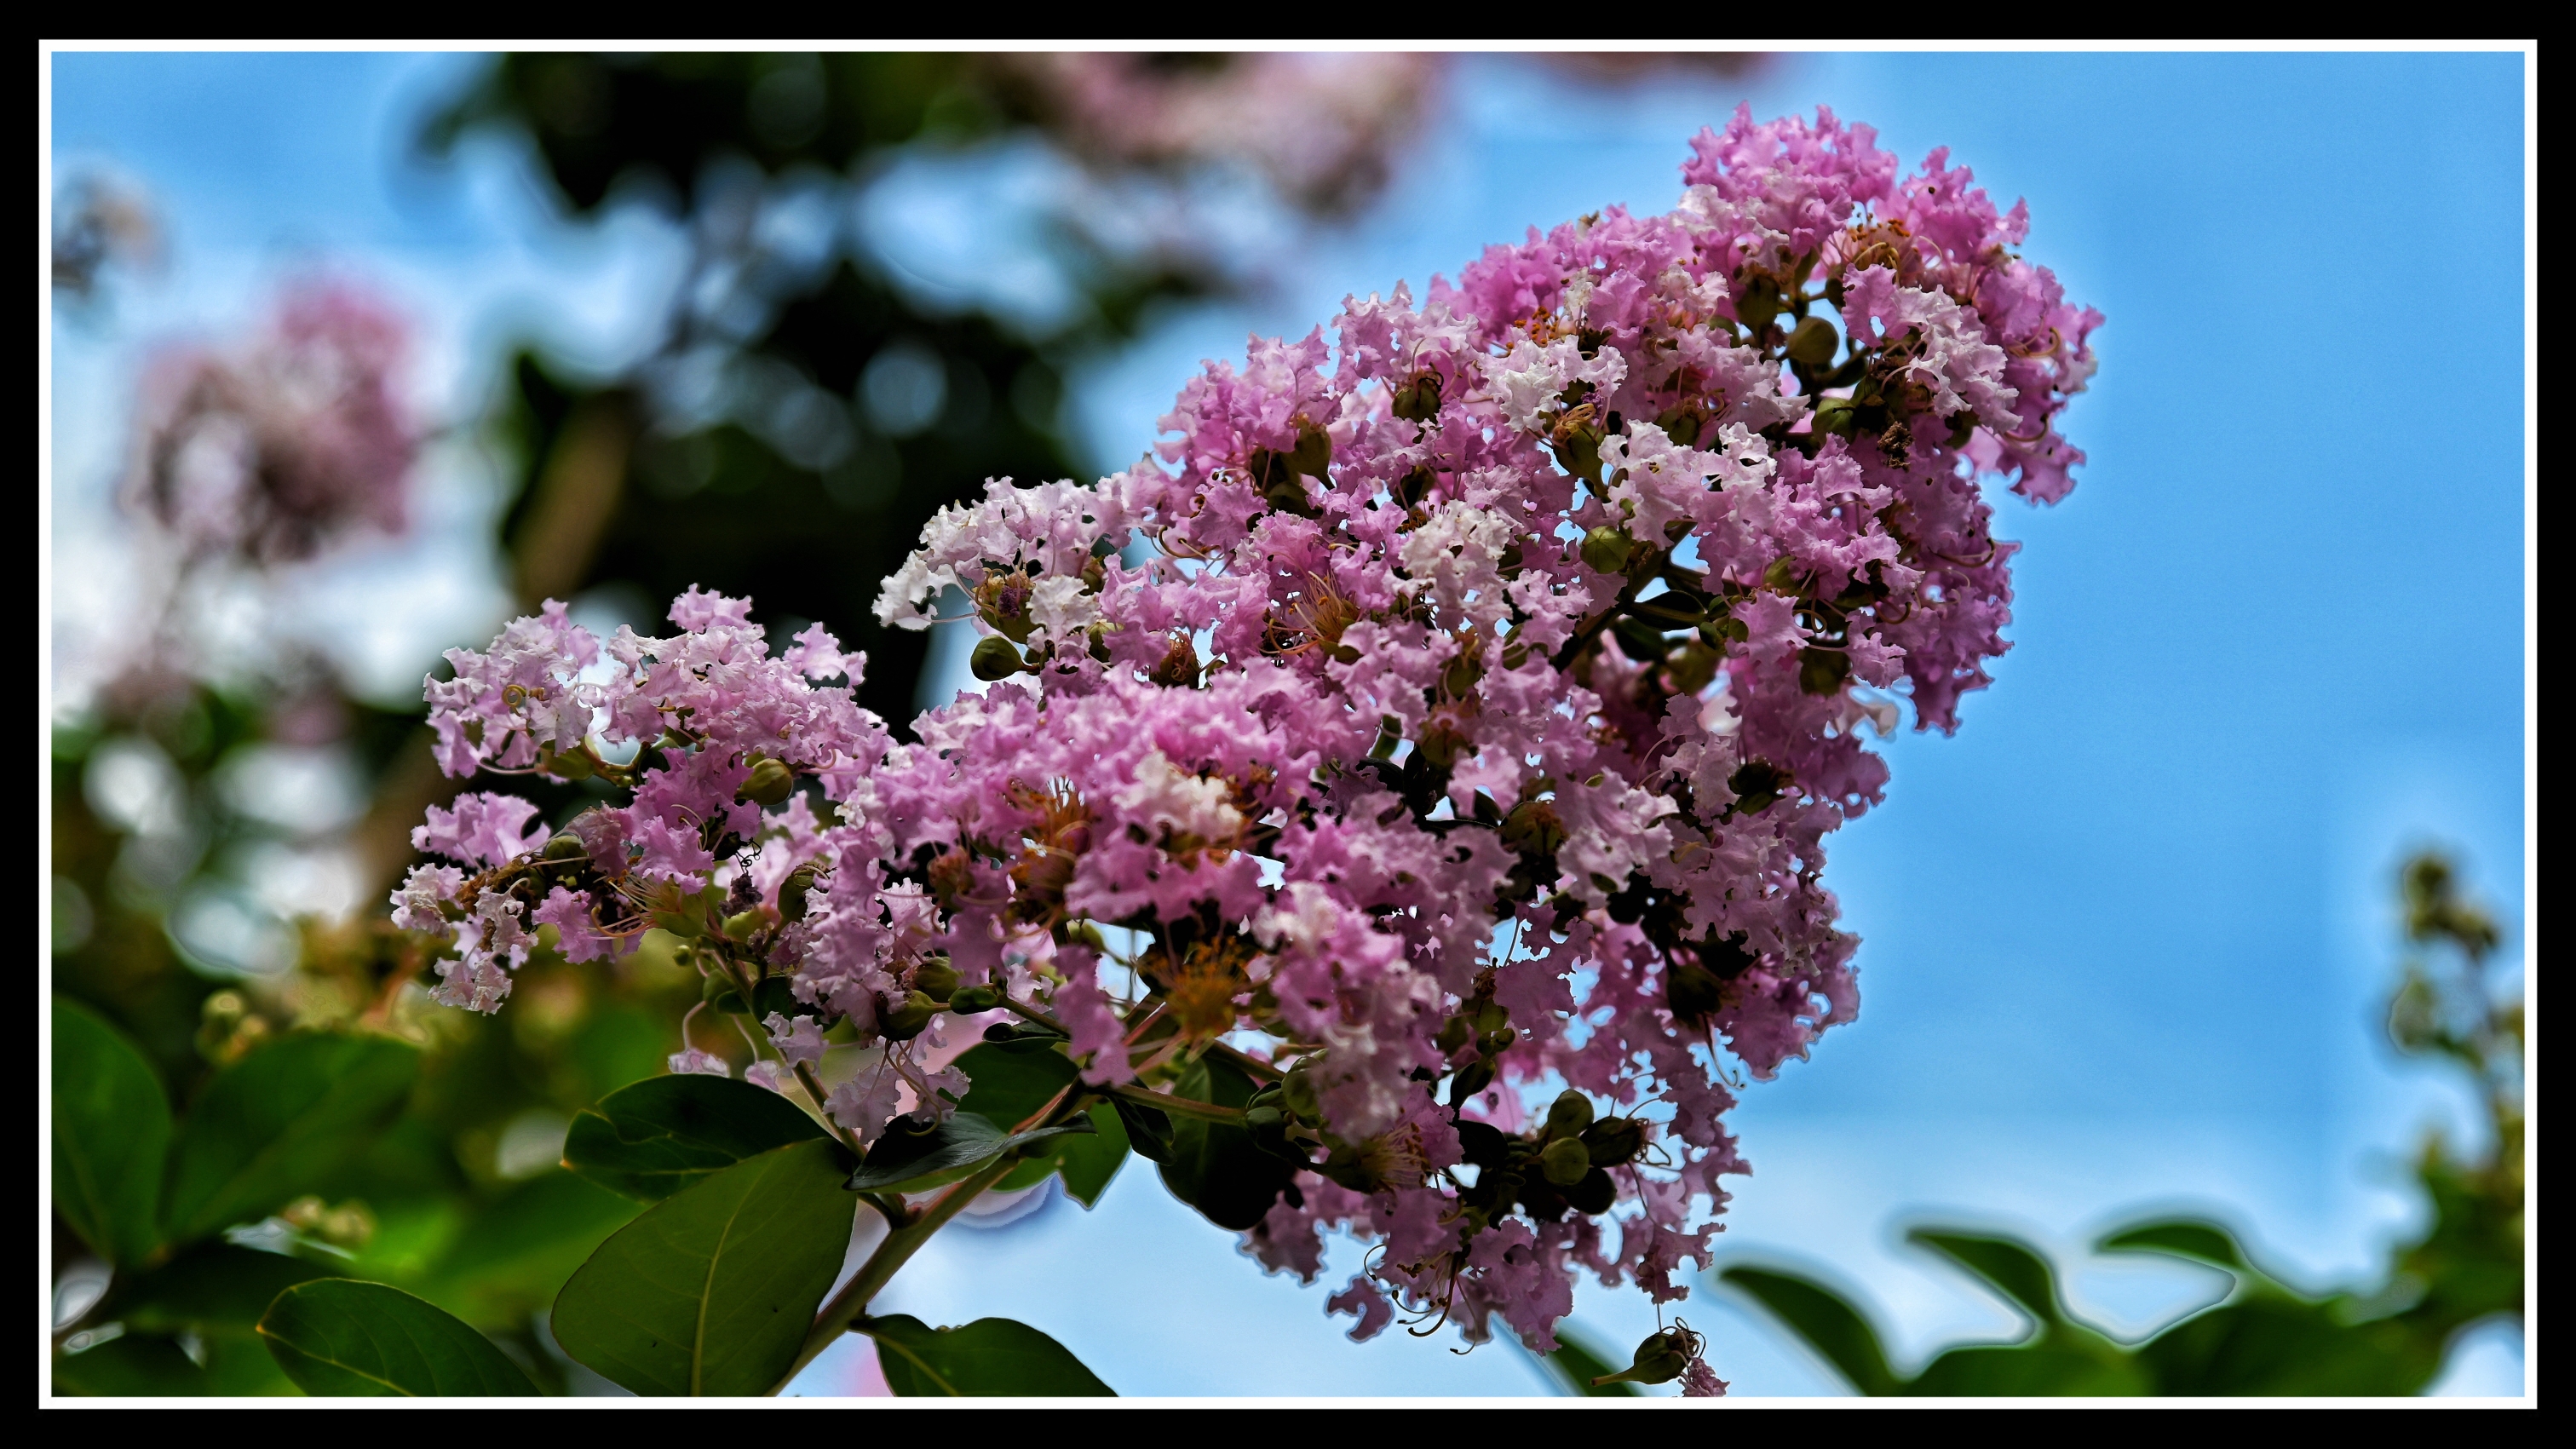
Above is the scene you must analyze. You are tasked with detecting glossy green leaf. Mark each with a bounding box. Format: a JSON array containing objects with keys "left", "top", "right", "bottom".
[
  {"left": 52, "top": 1331, "right": 210, "bottom": 1396},
  {"left": 51, "top": 999, "right": 171, "bottom": 1265},
  {"left": 991, "top": 1101, "right": 1129, "bottom": 1205},
  {"left": 1717, "top": 1264, "right": 1901, "bottom": 1395},
  {"left": 161, "top": 1032, "right": 418, "bottom": 1245},
  {"left": 861, "top": 1314, "right": 1115, "bottom": 1396},
  {"left": 1155, "top": 1055, "right": 1297, "bottom": 1231},
  {"left": 258, "top": 1279, "right": 538, "bottom": 1396},
  {"left": 562, "top": 1072, "right": 827, "bottom": 1203},
  {"left": 1527, "top": 1323, "right": 1643, "bottom": 1397},
  {"left": 843, "top": 1111, "right": 1095, "bottom": 1194},
  {"left": 950, "top": 1042, "right": 1080, "bottom": 1129},
  {"left": 1050, "top": 1103, "right": 1129, "bottom": 1206},
  {"left": 1110, "top": 1092, "right": 1175, "bottom": 1164},
  {"left": 551, "top": 1138, "right": 854, "bottom": 1396},
  {"left": 107, "top": 1243, "right": 332, "bottom": 1333}
]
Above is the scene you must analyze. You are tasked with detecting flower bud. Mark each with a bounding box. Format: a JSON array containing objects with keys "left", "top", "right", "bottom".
[
  {"left": 1592, "top": 1331, "right": 1692, "bottom": 1387},
  {"left": 1544, "top": 1090, "right": 1595, "bottom": 1140},
  {"left": 778, "top": 863, "right": 819, "bottom": 923},
  {"left": 1785, "top": 315, "right": 1840, "bottom": 368},
  {"left": 971, "top": 636, "right": 1027, "bottom": 681},
  {"left": 912, "top": 957, "right": 959, "bottom": 1003},
  {"left": 946, "top": 984, "right": 1001, "bottom": 1015},
  {"left": 722, "top": 907, "right": 773, "bottom": 943},
  {"left": 1564, "top": 1166, "right": 1618, "bottom": 1215},
  {"left": 736, "top": 756, "right": 795, "bottom": 806},
  {"left": 879, "top": 991, "right": 939, "bottom": 1041},
  {"left": 1579, "top": 526, "right": 1633, "bottom": 575},
  {"left": 1499, "top": 800, "right": 1567, "bottom": 859},
  {"left": 1282, "top": 1067, "right": 1321, "bottom": 1124},
  {"left": 1244, "top": 1103, "right": 1285, "bottom": 1130},
  {"left": 1582, "top": 1116, "right": 1647, "bottom": 1166},
  {"left": 543, "top": 832, "right": 589, "bottom": 862},
  {"left": 1478, "top": 1027, "right": 1516, "bottom": 1058},
  {"left": 1540, "top": 1136, "right": 1592, "bottom": 1187}
]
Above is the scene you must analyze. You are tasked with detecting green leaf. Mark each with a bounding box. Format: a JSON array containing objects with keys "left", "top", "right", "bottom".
[
  {"left": 2096, "top": 1218, "right": 2255, "bottom": 1274},
  {"left": 843, "top": 1111, "right": 1095, "bottom": 1194},
  {"left": 161, "top": 1032, "right": 419, "bottom": 1245},
  {"left": 1906, "top": 1341, "right": 2144, "bottom": 1397},
  {"left": 1110, "top": 1092, "right": 1175, "bottom": 1164},
  {"left": 51, "top": 998, "right": 172, "bottom": 1265},
  {"left": 1526, "top": 1323, "right": 1643, "bottom": 1397},
  {"left": 106, "top": 1243, "right": 333, "bottom": 1333},
  {"left": 1155, "top": 1055, "right": 1297, "bottom": 1231},
  {"left": 52, "top": 1331, "right": 210, "bottom": 1396},
  {"left": 257, "top": 1279, "right": 538, "bottom": 1396},
  {"left": 2128, "top": 1295, "right": 2416, "bottom": 1395},
  {"left": 411, "top": 1171, "right": 642, "bottom": 1326},
  {"left": 950, "top": 1042, "right": 1080, "bottom": 1129},
  {"left": 1717, "top": 1264, "right": 1901, "bottom": 1394},
  {"left": 1051, "top": 1103, "right": 1129, "bottom": 1207},
  {"left": 861, "top": 1314, "right": 1115, "bottom": 1396},
  {"left": 562, "top": 1072, "right": 827, "bottom": 1203},
  {"left": 550, "top": 1138, "right": 854, "bottom": 1396},
  {"left": 1906, "top": 1228, "right": 2066, "bottom": 1328},
  {"left": 991, "top": 1102, "right": 1130, "bottom": 1204}
]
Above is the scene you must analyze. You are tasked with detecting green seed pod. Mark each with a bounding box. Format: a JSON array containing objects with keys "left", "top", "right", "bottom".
[
  {"left": 1540, "top": 1136, "right": 1592, "bottom": 1187},
  {"left": 1479, "top": 1027, "right": 1517, "bottom": 1058},
  {"left": 1582, "top": 1115, "right": 1647, "bottom": 1167},
  {"left": 912, "top": 958, "right": 959, "bottom": 1003},
  {"left": 543, "top": 832, "right": 589, "bottom": 862},
  {"left": 1544, "top": 1090, "right": 1595, "bottom": 1141},
  {"left": 1813, "top": 397, "right": 1859, "bottom": 438},
  {"left": 722, "top": 908, "right": 773, "bottom": 944},
  {"left": 1578, "top": 525, "right": 1633, "bottom": 576},
  {"left": 946, "top": 984, "right": 1001, "bottom": 1015},
  {"left": 879, "top": 991, "right": 939, "bottom": 1041},
  {"left": 1285, "top": 421, "right": 1333, "bottom": 479},
  {"left": 736, "top": 756, "right": 796, "bottom": 807},
  {"left": 1786, "top": 315, "right": 1840, "bottom": 368},
  {"left": 970, "top": 635, "right": 1027, "bottom": 681},
  {"left": 1564, "top": 1166, "right": 1618, "bottom": 1216}
]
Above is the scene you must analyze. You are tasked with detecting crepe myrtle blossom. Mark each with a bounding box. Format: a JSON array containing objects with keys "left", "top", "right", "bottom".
[
  {"left": 394, "top": 111, "right": 2095, "bottom": 1390},
  {"left": 124, "top": 283, "right": 418, "bottom": 566}
]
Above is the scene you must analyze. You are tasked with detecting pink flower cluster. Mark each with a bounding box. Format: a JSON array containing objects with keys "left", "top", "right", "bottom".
[
  {"left": 398, "top": 111, "right": 2096, "bottom": 1378},
  {"left": 124, "top": 284, "right": 419, "bottom": 566},
  {"left": 992, "top": 52, "right": 1440, "bottom": 215},
  {"left": 394, "top": 590, "right": 882, "bottom": 1015}
]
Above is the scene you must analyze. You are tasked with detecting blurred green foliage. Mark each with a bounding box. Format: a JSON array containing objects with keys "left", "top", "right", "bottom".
[{"left": 1715, "top": 852, "right": 2524, "bottom": 1397}]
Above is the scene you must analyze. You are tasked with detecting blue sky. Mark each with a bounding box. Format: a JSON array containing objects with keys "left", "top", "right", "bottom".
[{"left": 48, "top": 49, "right": 2527, "bottom": 1396}]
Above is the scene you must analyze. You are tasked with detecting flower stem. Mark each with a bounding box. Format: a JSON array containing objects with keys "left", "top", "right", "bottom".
[
  {"left": 766, "top": 1151, "right": 1021, "bottom": 1394},
  {"left": 1107, "top": 1081, "right": 1245, "bottom": 1124}
]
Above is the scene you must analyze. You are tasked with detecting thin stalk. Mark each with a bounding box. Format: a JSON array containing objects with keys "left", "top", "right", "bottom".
[
  {"left": 1107, "top": 1082, "right": 1245, "bottom": 1124},
  {"left": 766, "top": 1153, "right": 1021, "bottom": 1395}
]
